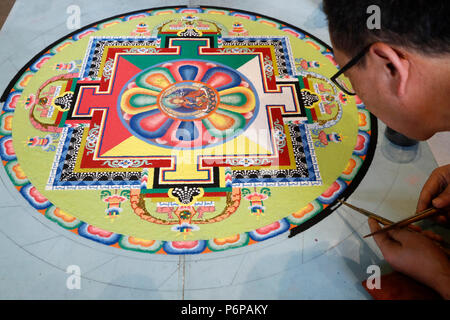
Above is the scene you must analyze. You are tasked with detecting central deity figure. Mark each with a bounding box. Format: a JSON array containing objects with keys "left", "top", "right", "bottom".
[{"left": 168, "top": 88, "right": 210, "bottom": 111}]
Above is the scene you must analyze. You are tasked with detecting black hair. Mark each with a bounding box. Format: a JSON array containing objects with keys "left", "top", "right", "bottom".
[{"left": 322, "top": 0, "right": 450, "bottom": 57}]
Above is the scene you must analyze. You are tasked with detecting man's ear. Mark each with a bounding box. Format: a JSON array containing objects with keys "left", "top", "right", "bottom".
[{"left": 367, "top": 42, "right": 410, "bottom": 97}]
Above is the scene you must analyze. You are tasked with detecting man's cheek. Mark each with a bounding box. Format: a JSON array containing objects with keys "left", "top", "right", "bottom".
[{"left": 355, "top": 91, "right": 384, "bottom": 120}]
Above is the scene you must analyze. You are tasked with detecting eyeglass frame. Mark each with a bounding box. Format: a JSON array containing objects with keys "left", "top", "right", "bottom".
[{"left": 330, "top": 43, "right": 373, "bottom": 96}]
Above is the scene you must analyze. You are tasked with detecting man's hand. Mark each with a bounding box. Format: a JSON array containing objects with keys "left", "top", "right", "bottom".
[
  {"left": 417, "top": 164, "right": 450, "bottom": 224},
  {"left": 368, "top": 218, "right": 450, "bottom": 299}
]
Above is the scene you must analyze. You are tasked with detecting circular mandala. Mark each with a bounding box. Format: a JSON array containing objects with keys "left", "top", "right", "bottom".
[{"left": 0, "top": 6, "right": 377, "bottom": 255}]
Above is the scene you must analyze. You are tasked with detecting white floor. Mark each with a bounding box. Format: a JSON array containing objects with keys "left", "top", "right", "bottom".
[{"left": 0, "top": 0, "right": 448, "bottom": 300}]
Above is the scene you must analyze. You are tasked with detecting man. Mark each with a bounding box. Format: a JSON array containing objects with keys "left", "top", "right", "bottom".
[{"left": 322, "top": 0, "right": 450, "bottom": 299}]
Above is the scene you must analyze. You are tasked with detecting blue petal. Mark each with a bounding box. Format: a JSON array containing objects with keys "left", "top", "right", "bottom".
[
  {"left": 179, "top": 65, "right": 199, "bottom": 81},
  {"left": 176, "top": 121, "right": 199, "bottom": 141}
]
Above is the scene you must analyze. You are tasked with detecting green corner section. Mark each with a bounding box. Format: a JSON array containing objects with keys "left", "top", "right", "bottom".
[
  {"left": 58, "top": 79, "right": 79, "bottom": 127},
  {"left": 298, "top": 75, "right": 314, "bottom": 124},
  {"left": 123, "top": 39, "right": 257, "bottom": 71},
  {"left": 298, "top": 76, "right": 305, "bottom": 89},
  {"left": 159, "top": 34, "right": 219, "bottom": 48},
  {"left": 58, "top": 112, "right": 68, "bottom": 128},
  {"left": 141, "top": 187, "right": 232, "bottom": 194}
]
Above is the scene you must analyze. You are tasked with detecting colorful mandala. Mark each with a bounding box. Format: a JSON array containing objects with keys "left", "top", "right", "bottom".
[{"left": 0, "top": 6, "right": 377, "bottom": 254}]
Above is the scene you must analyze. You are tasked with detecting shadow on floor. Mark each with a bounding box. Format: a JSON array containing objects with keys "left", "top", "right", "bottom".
[{"left": 0, "top": 0, "right": 15, "bottom": 30}]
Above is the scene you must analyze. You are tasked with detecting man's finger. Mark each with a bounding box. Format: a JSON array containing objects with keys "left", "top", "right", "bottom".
[
  {"left": 368, "top": 218, "right": 401, "bottom": 256},
  {"left": 431, "top": 184, "right": 450, "bottom": 209},
  {"left": 384, "top": 227, "right": 413, "bottom": 244},
  {"left": 421, "top": 230, "right": 444, "bottom": 242},
  {"left": 408, "top": 224, "right": 422, "bottom": 232},
  {"left": 417, "top": 175, "right": 444, "bottom": 212},
  {"left": 435, "top": 215, "right": 448, "bottom": 224}
]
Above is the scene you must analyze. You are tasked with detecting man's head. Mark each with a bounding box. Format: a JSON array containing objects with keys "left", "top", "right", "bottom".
[{"left": 323, "top": 0, "right": 450, "bottom": 140}]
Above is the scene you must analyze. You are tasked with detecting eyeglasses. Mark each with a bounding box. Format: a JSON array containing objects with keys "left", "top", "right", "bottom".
[{"left": 330, "top": 44, "right": 373, "bottom": 96}]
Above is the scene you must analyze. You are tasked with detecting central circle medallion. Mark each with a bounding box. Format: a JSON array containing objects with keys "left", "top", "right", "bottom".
[
  {"left": 118, "top": 59, "right": 259, "bottom": 149},
  {"left": 158, "top": 81, "right": 219, "bottom": 121}
]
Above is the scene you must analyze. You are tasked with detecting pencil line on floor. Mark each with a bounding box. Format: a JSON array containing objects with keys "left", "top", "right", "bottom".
[{"left": 21, "top": 235, "right": 62, "bottom": 248}]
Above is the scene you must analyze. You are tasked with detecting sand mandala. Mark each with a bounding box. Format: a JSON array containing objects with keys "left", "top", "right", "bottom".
[{"left": 0, "top": 6, "right": 377, "bottom": 254}]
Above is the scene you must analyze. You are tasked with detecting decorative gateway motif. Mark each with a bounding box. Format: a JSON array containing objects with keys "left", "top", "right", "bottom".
[
  {"left": 0, "top": 7, "right": 376, "bottom": 254},
  {"left": 129, "top": 188, "right": 241, "bottom": 227}
]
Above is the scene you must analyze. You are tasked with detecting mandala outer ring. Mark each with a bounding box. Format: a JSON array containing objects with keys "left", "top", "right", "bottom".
[{"left": 0, "top": 6, "right": 378, "bottom": 254}]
